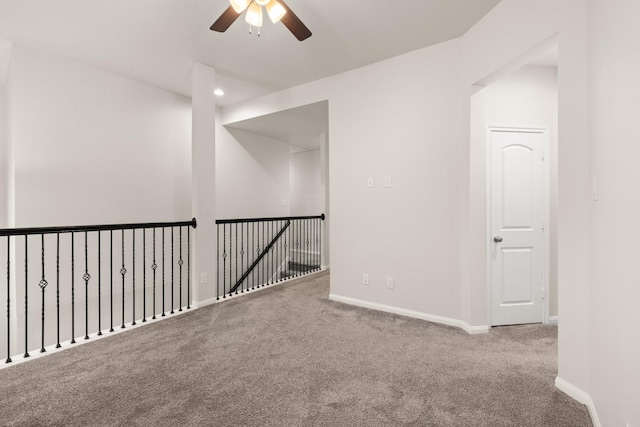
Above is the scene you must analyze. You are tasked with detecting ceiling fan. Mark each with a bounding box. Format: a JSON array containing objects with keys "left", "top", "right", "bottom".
[{"left": 210, "top": 0, "right": 312, "bottom": 41}]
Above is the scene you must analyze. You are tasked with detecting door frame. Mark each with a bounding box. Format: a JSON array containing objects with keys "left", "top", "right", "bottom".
[{"left": 485, "top": 125, "right": 551, "bottom": 326}]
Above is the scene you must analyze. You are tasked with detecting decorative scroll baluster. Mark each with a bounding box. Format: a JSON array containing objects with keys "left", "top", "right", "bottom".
[
  {"left": 84, "top": 231, "right": 90, "bottom": 340},
  {"left": 240, "top": 224, "right": 244, "bottom": 293},
  {"left": 152, "top": 228, "right": 157, "bottom": 319},
  {"left": 121, "top": 230, "right": 126, "bottom": 329},
  {"left": 179, "top": 227, "right": 183, "bottom": 311},
  {"left": 187, "top": 227, "right": 191, "bottom": 309},
  {"left": 5, "top": 237, "right": 11, "bottom": 363},
  {"left": 170, "top": 227, "right": 174, "bottom": 314},
  {"left": 39, "top": 234, "right": 48, "bottom": 352},
  {"left": 143, "top": 228, "right": 146, "bottom": 322},
  {"left": 132, "top": 229, "right": 136, "bottom": 326},
  {"left": 109, "top": 231, "right": 114, "bottom": 332},
  {"left": 97, "top": 232, "right": 102, "bottom": 335}
]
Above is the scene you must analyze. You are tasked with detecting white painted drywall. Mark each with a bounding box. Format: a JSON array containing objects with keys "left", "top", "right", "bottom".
[
  {"left": 0, "top": 85, "right": 7, "bottom": 228},
  {"left": 9, "top": 45, "right": 192, "bottom": 227},
  {"left": 222, "top": 0, "right": 592, "bottom": 415},
  {"left": 469, "top": 65, "right": 558, "bottom": 325},
  {"left": 588, "top": 0, "right": 640, "bottom": 425},
  {"left": 215, "top": 109, "right": 290, "bottom": 220},
  {"left": 290, "top": 149, "right": 323, "bottom": 216}
]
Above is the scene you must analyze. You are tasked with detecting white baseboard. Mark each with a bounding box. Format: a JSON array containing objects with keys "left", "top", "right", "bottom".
[
  {"left": 555, "top": 377, "right": 600, "bottom": 427},
  {"left": 548, "top": 315, "right": 558, "bottom": 325},
  {"left": 328, "top": 294, "right": 489, "bottom": 335},
  {"left": 193, "top": 297, "right": 217, "bottom": 308}
]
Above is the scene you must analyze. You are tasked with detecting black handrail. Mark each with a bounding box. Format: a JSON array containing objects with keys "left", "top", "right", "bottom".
[
  {"left": 216, "top": 214, "right": 324, "bottom": 225},
  {"left": 0, "top": 218, "right": 197, "bottom": 237}
]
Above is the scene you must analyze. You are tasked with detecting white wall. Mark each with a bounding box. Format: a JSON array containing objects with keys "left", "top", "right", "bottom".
[
  {"left": 215, "top": 108, "right": 290, "bottom": 220},
  {"left": 9, "top": 46, "right": 192, "bottom": 227},
  {"left": 470, "top": 65, "right": 558, "bottom": 324},
  {"left": 0, "top": 84, "right": 7, "bottom": 228},
  {"left": 290, "top": 149, "right": 323, "bottom": 216},
  {"left": 222, "top": 0, "right": 593, "bottom": 417},
  {"left": 588, "top": 0, "right": 640, "bottom": 425}
]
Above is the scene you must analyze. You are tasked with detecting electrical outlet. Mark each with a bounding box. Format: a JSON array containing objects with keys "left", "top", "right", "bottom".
[
  {"left": 386, "top": 277, "right": 394, "bottom": 289},
  {"left": 200, "top": 273, "right": 208, "bottom": 284},
  {"left": 363, "top": 274, "right": 369, "bottom": 285}
]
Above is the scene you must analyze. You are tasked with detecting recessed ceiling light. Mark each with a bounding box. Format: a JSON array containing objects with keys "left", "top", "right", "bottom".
[{"left": 214, "top": 89, "right": 224, "bottom": 96}]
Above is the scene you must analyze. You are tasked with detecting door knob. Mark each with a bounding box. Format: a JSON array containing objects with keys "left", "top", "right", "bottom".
[{"left": 493, "top": 236, "right": 503, "bottom": 243}]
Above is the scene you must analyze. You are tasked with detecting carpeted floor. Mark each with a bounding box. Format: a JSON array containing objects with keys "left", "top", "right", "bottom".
[{"left": 0, "top": 271, "right": 591, "bottom": 426}]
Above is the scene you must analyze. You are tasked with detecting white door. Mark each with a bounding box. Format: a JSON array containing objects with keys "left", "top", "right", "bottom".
[{"left": 489, "top": 127, "right": 546, "bottom": 326}]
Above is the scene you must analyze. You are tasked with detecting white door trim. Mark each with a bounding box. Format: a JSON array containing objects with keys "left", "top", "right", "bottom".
[{"left": 486, "top": 125, "right": 550, "bottom": 326}]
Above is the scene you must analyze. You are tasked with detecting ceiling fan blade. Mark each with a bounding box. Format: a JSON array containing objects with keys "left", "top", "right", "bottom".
[
  {"left": 278, "top": 0, "right": 312, "bottom": 41},
  {"left": 210, "top": 5, "right": 243, "bottom": 32}
]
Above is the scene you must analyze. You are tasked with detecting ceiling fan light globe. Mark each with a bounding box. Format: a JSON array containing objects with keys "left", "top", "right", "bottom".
[
  {"left": 230, "top": 0, "right": 250, "bottom": 13},
  {"left": 245, "top": 2, "right": 263, "bottom": 27},
  {"left": 266, "top": 0, "right": 286, "bottom": 23},
  {"left": 255, "top": 0, "right": 270, "bottom": 5}
]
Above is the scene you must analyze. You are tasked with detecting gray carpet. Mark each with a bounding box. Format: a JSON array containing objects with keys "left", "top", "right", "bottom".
[{"left": 0, "top": 271, "right": 591, "bottom": 426}]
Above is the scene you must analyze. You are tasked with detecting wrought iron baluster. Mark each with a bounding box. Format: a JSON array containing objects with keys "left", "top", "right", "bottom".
[
  {"left": 235, "top": 223, "right": 238, "bottom": 295},
  {"left": 84, "top": 231, "right": 90, "bottom": 339},
  {"left": 132, "top": 229, "right": 136, "bottom": 326},
  {"left": 98, "top": 232, "right": 102, "bottom": 335},
  {"left": 109, "top": 231, "right": 114, "bottom": 332},
  {"left": 307, "top": 219, "right": 310, "bottom": 273},
  {"left": 121, "top": 229, "right": 126, "bottom": 329},
  {"left": 39, "top": 234, "right": 48, "bottom": 353},
  {"left": 162, "top": 227, "right": 165, "bottom": 317},
  {"left": 319, "top": 217, "right": 323, "bottom": 270},
  {"left": 170, "top": 227, "right": 174, "bottom": 314},
  {"left": 143, "top": 228, "right": 146, "bottom": 322},
  {"left": 6, "top": 237, "right": 11, "bottom": 363},
  {"left": 178, "top": 226, "right": 183, "bottom": 311},
  {"left": 56, "top": 233, "right": 61, "bottom": 347},
  {"left": 216, "top": 224, "right": 220, "bottom": 301},
  {"left": 152, "top": 228, "right": 157, "bottom": 319},
  {"left": 270, "top": 221, "right": 274, "bottom": 285},
  {"left": 252, "top": 222, "right": 256, "bottom": 290},
  {"left": 223, "top": 224, "right": 227, "bottom": 298},
  {"left": 240, "top": 222, "right": 242, "bottom": 293},
  {"left": 187, "top": 227, "right": 191, "bottom": 309},
  {"left": 24, "top": 235, "right": 29, "bottom": 357},
  {"left": 71, "top": 232, "right": 75, "bottom": 344}
]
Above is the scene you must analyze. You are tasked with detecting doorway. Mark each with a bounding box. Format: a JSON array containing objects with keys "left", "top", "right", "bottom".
[
  {"left": 470, "top": 61, "right": 558, "bottom": 328},
  {"left": 487, "top": 126, "right": 549, "bottom": 326}
]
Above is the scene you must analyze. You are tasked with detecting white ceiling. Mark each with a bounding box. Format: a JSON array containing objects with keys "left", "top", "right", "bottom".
[{"left": 0, "top": 0, "right": 502, "bottom": 106}]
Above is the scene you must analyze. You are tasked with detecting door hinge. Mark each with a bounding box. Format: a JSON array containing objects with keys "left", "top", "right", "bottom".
[{"left": 542, "top": 150, "right": 545, "bottom": 162}]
